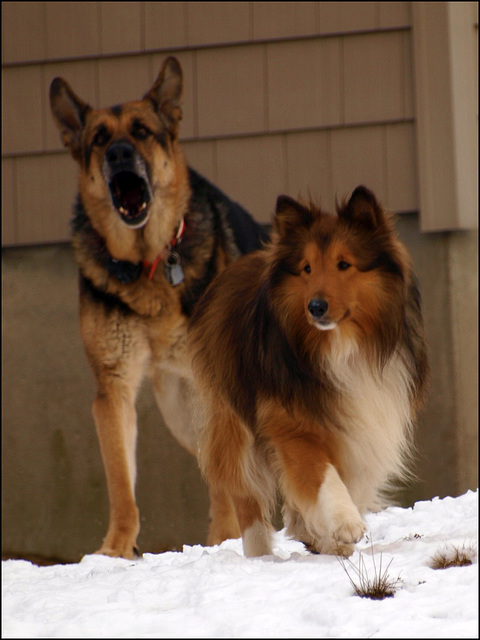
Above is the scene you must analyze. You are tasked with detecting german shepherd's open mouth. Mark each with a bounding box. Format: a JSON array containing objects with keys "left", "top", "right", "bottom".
[
  {"left": 102, "top": 140, "right": 153, "bottom": 228},
  {"left": 109, "top": 170, "right": 151, "bottom": 228}
]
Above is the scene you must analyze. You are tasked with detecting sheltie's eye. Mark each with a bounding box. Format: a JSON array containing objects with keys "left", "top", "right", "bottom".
[
  {"left": 337, "top": 260, "right": 351, "bottom": 271},
  {"left": 303, "top": 263, "right": 311, "bottom": 274}
]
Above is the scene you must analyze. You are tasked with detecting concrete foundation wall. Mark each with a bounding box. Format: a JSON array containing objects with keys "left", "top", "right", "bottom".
[
  {"left": 2, "top": 217, "right": 477, "bottom": 563},
  {"left": 2, "top": 245, "right": 209, "bottom": 562}
]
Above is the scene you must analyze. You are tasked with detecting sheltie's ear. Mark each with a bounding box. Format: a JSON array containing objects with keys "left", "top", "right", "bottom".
[
  {"left": 340, "top": 185, "right": 385, "bottom": 229},
  {"left": 274, "top": 195, "right": 313, "bottom": 237}
]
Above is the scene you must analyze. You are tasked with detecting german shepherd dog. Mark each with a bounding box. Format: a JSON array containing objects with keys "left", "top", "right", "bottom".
[
  {"left": 49, "top": 56, "right": 268, "bottom": 559},
  {"left": 189, "top": 188, "right": 428, "bottom": 557}
]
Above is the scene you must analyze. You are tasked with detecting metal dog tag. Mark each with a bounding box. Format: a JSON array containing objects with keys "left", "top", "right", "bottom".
[{"left": 165, "top": 251, "right": 184, "bottom": 286}]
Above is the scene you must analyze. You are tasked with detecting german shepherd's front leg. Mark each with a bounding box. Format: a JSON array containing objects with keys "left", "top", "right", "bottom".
[
  {"left": 80, "top": 297, "right": 149, "bottom": 559},
  {"left": 92, "top": 380, "right": 141, "bottom": 558}
]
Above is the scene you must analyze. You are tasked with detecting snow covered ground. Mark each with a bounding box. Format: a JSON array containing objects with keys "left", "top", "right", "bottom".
[{"left": 2, "top": 490, "right": 478, "bottom": 638}]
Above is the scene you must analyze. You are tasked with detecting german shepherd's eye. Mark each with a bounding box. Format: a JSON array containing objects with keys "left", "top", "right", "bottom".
[
  {"left": 337, "top": 260, "right": 351, "bottom": 271},
  {"left": 131, "top": 121, "right": 151, "bottom": 140},
  {"left": 303, "top": 263, "right": 311, "bottom": 274},
  {"left": 92, "top": 126, "right": 110, "bottom": 147}
]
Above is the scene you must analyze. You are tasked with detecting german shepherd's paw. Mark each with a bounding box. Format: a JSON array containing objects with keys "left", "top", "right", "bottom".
[
  {"left": 95, "top": 524, "right": 141, "bottom": 560},
  {"left": 95, "top": 543, "right": 140, "bottom": 560}
]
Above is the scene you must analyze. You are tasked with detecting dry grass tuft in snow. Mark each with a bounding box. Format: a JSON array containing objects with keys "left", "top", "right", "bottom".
[
  {"left": 429, "top": 542, "right": 477, "bottom": 570},
  {"left": 338, "top": 543, "right": 401, "bottom": 600}
]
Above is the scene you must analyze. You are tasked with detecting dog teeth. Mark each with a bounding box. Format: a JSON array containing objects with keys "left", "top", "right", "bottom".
[{"left": 118, "top": 203, "right": 147, "bottom": 216}]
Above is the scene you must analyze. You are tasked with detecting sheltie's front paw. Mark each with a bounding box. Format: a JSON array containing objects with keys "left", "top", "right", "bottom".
[
  {"left": 333, "top": 518, "right": 366, "bottom": 545},
  {"left": 331, "top": 541, "right": 356, "bottom": 557}
]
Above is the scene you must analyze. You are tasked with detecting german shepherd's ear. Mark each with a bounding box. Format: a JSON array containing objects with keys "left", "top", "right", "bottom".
[
  {"left": 50, "top": 78, "right": 91, "bottom": 162},
  {"left": 144, "top": 56, "right": 183, "bottom": 138},
  {"left": 274, "top": 195, "right": 313, "bottom": 237},
  {"left": 339, "top": 185, "right": 385, "bottom": 229}
]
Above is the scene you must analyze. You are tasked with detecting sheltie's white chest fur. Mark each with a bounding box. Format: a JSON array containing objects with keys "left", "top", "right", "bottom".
[{"left": 326, "top": 338, "right": 414, "bottom": 513}]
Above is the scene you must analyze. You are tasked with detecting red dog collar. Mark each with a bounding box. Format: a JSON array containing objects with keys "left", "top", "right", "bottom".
[{"left": 143, "top": 218, "right": 185, "bottom": 280}]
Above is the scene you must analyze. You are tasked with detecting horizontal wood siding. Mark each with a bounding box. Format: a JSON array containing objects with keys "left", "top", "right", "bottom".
[{"left": 2, "top": 1, "right": 475, "bottom": 246}]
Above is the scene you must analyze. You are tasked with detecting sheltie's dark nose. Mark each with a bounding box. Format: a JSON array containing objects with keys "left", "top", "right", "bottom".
[{"left": 308, "top": 298, "right": 328, "bottom": 319}]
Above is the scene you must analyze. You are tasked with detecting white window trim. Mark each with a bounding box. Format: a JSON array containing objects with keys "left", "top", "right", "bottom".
[{"left": 412, "top": 1, "right": 478, "bottom": 231}]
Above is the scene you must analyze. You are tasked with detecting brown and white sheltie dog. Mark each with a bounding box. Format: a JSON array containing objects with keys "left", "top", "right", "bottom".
[{"left": 189, "top": 186, "right": 428, "bottom": 557}]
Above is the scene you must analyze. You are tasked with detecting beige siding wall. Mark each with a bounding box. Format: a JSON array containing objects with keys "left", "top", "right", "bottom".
[{"left": 2, "top": 1, "right": 418, "bottom": 247}]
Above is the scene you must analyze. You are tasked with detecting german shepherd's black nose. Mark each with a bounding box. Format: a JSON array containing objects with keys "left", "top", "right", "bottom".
[
  {"left": 106, "top": 141, "right": 135, "bottom": 173},
  {"left": 308, "top": 298, "right": 328, "bottom": 319}
]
